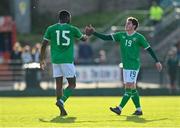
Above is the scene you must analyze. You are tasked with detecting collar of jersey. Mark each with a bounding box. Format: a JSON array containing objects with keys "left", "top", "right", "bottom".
[
  {"left": 126, "top": 31, "right": 136, "bottom": 36},
  {"left": 58, "top": 23, "right": 67, "bottom": 25}
]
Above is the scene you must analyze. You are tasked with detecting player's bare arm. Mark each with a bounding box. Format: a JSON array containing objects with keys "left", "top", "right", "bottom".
[{"left": 40, "top": 40, "right": 48, "bottom": 70}]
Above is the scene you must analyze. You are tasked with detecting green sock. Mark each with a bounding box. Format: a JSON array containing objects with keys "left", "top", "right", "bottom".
[
  {"left": 60, "top": 88, "right": 73, "bottom": 103},
  {"left": 119, "top": 88, "right": 132, "bottom": 108},
  {"left": 131, "top": 89, "right": 141, "bottom": 108}
]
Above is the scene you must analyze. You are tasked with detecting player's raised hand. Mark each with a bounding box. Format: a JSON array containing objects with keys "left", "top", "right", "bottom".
[
  {"left": 155, "top": 62, "right": 162, "bottom": 72},
  {"left": 40, "top": 60, "right": 46, "bottom": 70},
  {"left": 85, "top": 24, "right": 95, "bottom": 36}
]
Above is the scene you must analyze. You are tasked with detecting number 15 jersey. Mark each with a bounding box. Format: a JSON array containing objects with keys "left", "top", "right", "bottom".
[{"left": 43, "top": 23, "right": 83, "bottom": 64}]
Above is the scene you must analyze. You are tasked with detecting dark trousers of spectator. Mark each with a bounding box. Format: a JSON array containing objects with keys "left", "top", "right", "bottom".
[
  {"left": 177, "top": 66, "right": 180, "bottom": 87},
  {"left": 11, "top": 63, "right": 22, "bottom": 82},
  {"left": 168, "top": 71, "right": 177, "bottom": 89}
]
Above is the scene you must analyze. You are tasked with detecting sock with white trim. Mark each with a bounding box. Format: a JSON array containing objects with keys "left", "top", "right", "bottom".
[
  {"left": 119, "top": 88, "right": 132, "bottom": 108},
  {"left": 131, "top": 89, "right": 141, "bottom": 111}
]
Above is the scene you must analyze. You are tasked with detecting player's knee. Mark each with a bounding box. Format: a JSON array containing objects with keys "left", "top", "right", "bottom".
[
  {"left": 67, "top": 76, "right": 76, "bottom": 88},
  {"left": 68, "top": 84, "right": 76, "bottom": 89},
  {"left": 125, "top": 83, "right": 136, "bottom": 89}
]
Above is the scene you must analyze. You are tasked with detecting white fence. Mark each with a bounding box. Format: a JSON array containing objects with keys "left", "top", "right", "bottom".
[{"left": 76, "top": 65, "right": 121, "bottom": 83}]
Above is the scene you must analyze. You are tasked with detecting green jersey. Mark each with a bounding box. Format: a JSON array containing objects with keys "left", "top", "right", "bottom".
[
  {"left": 43, "top": 23, "right": 83, "bottom": 64},
  {"left": 112, "top": 32, "right": 150, "bottom": 70}
]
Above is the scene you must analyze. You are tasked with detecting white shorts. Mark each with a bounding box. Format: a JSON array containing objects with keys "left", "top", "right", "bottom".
[
  {"left": 52, "top": 63, "right": 76, "bottom": 78},
  {"left": 123, "top": 69, "right": 139, "bottom": 84}
]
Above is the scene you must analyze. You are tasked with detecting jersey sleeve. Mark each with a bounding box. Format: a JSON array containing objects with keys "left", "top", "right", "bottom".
[
  {"left": 72, "top": 26, "right": 83, "bottom": 39},
  {"left": 43, "top": 27, "right": 51, "bottom": 41},
  {"left": 139, "top": 35, "right": 150, "bottom": 49},
  {"left": 111, "top": 32, "right": 121, "bottom": 42}
]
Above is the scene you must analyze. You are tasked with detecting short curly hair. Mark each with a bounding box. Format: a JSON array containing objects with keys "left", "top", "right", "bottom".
[{"left": 58, "top": 10, "right": 71, "bottom": 23}]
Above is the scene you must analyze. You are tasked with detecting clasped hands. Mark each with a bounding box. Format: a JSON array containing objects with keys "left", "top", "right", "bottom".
[{"left": 85, "top": 25, "right": 95, "bottom": 36}]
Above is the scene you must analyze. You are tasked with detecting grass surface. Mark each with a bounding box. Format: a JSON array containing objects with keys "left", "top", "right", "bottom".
[{"left": 0, "top": 96, "right": 180, "bottom": 128}]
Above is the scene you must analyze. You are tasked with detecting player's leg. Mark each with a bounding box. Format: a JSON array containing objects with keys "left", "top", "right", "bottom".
[
  {"left": 130, "top": 70, "right": 143, "bottom": 115},
  {"left": 52, "top": 64, "right": 67, "bottom": 116},
  {"left": 110, "top": 69, "right": 142, "bottom": 115},
  {"left": 110, "top": 69, "right": 133, "bottom": 115},
  {"left": 55, "top": 77, "right": 63, "bottom": 100},
  {"left": 119, "top": 84, "right": 133, "bottom": 109},
  {"left": 55, "top": 76, "right": 68, "bottom": 116},
  {"left": 131, "top": 86, "right": 143, "bottom": 115},
  {"left": 59, "top": 63, "right": 76, "bottom": 104},
  {"left": 60, "top": 76, "right": 76, "bottom": 103},
  {"left": 57, "top": 64, "right": 76, "bottom": 116},
  {"left": 110, "top": 84, "right": 132, "bottom": 115}
]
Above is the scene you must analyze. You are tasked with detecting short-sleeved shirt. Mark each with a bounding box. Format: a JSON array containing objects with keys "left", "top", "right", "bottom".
[
  {"left": 111, "top": 32, "right": 150, "bottom": 70},
  {"left": 43, "top": 23, "right": 83, "bottom": 64}
]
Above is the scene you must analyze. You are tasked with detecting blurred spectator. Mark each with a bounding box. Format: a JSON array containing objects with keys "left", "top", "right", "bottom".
[
  {"left": 176, "top": 41, "right": 180, "bottom": 87},
  {"left": 94, "top": 49, "right": 107, "bottom": 64},
  {"left": 32, "top": 43, "right": 41, "bottom": 62},
  {"left": 137, "top": 68, "right": 143, "bottom": 84},
  {"left": 74, "top": 41, "right": 79, "bottom": 64},
  {"left": 78, "top": 39, "right": 93, "bottom": 64},
  {"left": 149, "top": 1, "right": 164, "bottom": 25},
  {"left": 1, "top": 33, "right": 11, "bottom": 54},
  {"left": 11, "top": 42, "right": 22, "bottom": 63},
  {"left": 0, "top": 53, "right": 3, "bottom": 63},
  {"left": 32, "top": 43, "right": 42, "bottom": 84},
  {"left": 165, "top": 46, "right": 178, "bottom": 90},
  {"left": 21, "top": 45, "right": 33, "bottom": 64},
  {"left": 11, "top": 42, "right": 22, "bottom": 81}
]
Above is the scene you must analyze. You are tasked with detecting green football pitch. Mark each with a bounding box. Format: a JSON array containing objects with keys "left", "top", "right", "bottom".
[{"left": 0, "top": 96, "right": 180, "bottom": 128}]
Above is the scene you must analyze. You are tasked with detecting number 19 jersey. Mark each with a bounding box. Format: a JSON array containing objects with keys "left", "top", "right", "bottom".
[
  {"left": 43, "top": 23, "right": 83, "bottom": 64},
  {"left": 112, "top": 32, "right": 150, "bottom": 70}
]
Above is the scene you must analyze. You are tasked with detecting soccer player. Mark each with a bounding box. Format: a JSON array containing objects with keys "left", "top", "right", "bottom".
[
  {"left": 40, "top": 10, "right": 88, "bottom": 116},
  {"left": 85, "top": 17, "right": 162, "bottom": 115}
]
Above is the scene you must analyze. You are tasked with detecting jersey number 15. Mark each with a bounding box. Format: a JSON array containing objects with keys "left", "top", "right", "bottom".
[{"left": 56, "top": 30, "right": 70, "bottom": 46}]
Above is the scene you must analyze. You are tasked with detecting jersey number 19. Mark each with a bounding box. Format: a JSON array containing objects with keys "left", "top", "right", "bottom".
[
  {"left": 56, "top": 30, "right": 70, "bottom": 46},
  {"left": 125, "top": 40, "right": 132, "bottom": 47}
]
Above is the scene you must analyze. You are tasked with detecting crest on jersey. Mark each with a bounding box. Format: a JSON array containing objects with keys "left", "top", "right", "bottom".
[{"left": 133, "top": 38, "right": 137, "bottom": 42}]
